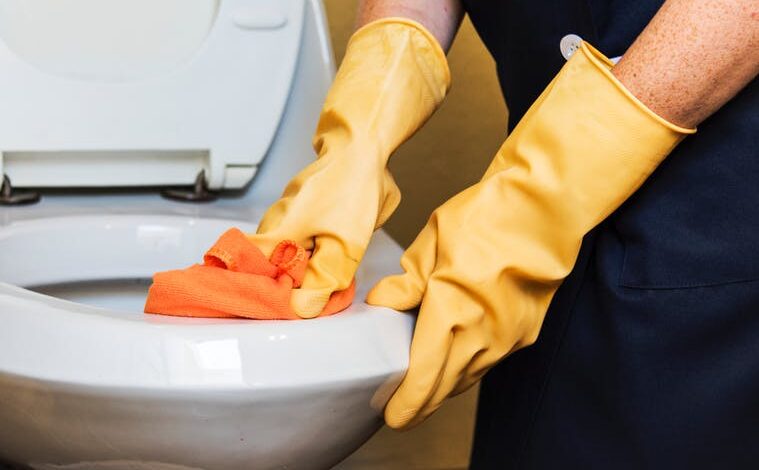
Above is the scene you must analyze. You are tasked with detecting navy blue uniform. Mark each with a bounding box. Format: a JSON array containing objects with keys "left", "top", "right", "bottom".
[{"left": 462, "top": 1, "right": 759, "bottom": 468}]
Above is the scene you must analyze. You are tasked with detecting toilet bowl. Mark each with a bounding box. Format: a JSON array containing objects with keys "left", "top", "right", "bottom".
[
  {"left": 0, "top": 0, "right": 415, "bottom": 468},
  {"left": 0, "top": 214, "right": 412, "bottom": 470}
]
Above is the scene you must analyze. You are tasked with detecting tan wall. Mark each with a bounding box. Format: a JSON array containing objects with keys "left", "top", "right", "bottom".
[{"left": 323, "top": 2, "right": 508, "bottom": 469}]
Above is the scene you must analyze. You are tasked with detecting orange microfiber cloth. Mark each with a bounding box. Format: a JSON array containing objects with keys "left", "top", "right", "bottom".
[{"left": 144, "top": 228, "right": 355, "bottom": 320}]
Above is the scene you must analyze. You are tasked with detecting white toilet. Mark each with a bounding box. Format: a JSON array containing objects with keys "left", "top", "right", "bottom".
[{"left": 0, "top": 1, "right": 414, "bottom": 469}]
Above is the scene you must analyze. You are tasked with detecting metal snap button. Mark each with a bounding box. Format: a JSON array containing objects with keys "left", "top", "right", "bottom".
[{"left": 560, "top": 34, "right": 583, "bottom": 60}]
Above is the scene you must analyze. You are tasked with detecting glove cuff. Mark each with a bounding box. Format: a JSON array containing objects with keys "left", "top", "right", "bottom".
[
  {"left": 579, "top": 41, "right": 695, "bottom": 135},
  {"left": 350, "top": 17, "right": 451, "bottom": 95},
  {"left": 314, "top": 18, "right": 451, "bottom": 160}
]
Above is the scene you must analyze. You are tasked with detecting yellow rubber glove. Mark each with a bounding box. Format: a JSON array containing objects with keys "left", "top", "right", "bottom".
[
  {"left": 249, "top": 18, "right": 449, "bottom": 317},
  {"left": 366, "top": 41, "right": 695, "bottom": 429}
]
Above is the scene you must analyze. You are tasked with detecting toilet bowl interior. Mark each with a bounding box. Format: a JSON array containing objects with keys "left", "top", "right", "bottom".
[{"left": 0, "top": 215, "right": 256, "bottom": 313}]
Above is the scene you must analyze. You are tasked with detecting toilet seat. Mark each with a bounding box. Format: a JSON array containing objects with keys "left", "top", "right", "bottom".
[
  {"left": 0, "top": 213, "right": 413, "bottom": 469},
  {"left": 0, "top": 214, "right": 412, "bottom": 390}
]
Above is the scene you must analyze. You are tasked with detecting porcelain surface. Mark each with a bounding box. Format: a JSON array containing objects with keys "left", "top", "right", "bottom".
[{"left": 0, "top": 214, "right": 413, "bottom": 470}]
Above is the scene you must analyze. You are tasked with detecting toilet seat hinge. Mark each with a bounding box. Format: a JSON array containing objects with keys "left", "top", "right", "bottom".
[
  {"left": 161, "top": 170, "right": 218, "bottom": 203},
  {"left": 0, "top": 174, "right": 41, "bottom": 205}
]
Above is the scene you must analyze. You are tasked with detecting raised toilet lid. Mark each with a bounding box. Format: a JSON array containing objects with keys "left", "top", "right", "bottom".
[{"left": 0, "top": 0, "right": 308, "bottom": 190}]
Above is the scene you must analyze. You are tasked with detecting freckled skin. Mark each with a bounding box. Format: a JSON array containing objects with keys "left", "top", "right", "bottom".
[
  {"left": 613, "top": 0, "right": 759, "bottom": 128},
  {"left": 357, "top": 0, "right": 759, "bottom": 128}
]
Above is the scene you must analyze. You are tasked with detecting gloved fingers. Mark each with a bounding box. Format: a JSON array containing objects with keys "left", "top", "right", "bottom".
[
  {"left": 244, "top": 232, "right": 286, "bottom": 260},
  {"left": 452, "top": 332, "right": 526, "bottom": 397},
  {"left": 383, "top": 304, "right": 453, "bottom": 430},
  {"left": 448, "top": 345, "right": 496, "bottom": 397},
  {"left": 365, "top": 222, "right": 439, "bottom": 310},
  {"left": 253, "top": 156, "right": 334, "bottom": 235},
  {"left": 398, "top": 323, "right": 485, "bottom": 429},
  {"left": 253, "top": 195, "right": 297, "bottom": 239},
  {"left": 291, "top": 235, "right": 360, "bottom": 318},
  {"left": 450, "top": 370, "right": 487, "bottom": 397},
  {"left": 393, "top": 397, "right": 447, "bottom": 431},
  {"left": 290, "top": 287, "right": 334, "bottom": 319},
  {"left": 365, "top": 272, "right": 424, "bottom": 312}
]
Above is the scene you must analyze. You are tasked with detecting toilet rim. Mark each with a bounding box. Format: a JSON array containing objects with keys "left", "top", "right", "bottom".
[{"left": 0, "top": 214, "right": 414, "bottom": 392}]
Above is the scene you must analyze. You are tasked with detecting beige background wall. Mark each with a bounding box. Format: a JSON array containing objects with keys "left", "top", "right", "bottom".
[{"left": 323, "top": 2, "right": 509, "bottom": 469}]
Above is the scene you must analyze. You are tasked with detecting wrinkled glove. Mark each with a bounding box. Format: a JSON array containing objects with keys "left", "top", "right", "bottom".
[
  {"left": 248, "top": 18, "right": 449, "bottom": 318},
  {"left": 367, "top": 42, "right": 695, "bottom": 429}
]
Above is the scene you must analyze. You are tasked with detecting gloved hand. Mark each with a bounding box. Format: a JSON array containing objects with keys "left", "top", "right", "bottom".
[
  {"left": 367, "top": 41, "right": 695, "bottom": 429},
  {"left": 249, "top": 18, "right": 450, "bottom": 318}
]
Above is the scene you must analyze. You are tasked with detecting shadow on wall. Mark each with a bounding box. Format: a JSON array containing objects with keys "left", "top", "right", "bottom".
[
  {"left": 322, "top": 0, "right": 508, "bottom": 247},
  {"left": 323, "top": 2, "right": 508, "bottom": 469}
]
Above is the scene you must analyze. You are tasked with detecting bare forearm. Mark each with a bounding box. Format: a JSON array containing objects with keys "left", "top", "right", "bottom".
[
  {"left": 614, "top": 0, "right": 759, "bottom": 128},
  {"left": 356, "top": 0, "right": 464, "bottom": 51}
]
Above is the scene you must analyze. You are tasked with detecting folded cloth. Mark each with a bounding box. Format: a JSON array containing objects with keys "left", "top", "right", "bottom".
[{"left": 144, "top": 228, "right": 356, "bottom": 320}]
